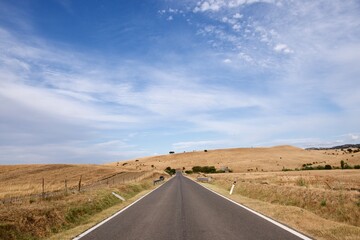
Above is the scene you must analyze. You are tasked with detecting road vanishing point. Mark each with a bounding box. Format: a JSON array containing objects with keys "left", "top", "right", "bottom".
[{"left": 75, "top": 172, "right": 311, "bottom": 240}]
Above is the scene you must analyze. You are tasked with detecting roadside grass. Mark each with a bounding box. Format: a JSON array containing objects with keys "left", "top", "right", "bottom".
[
  {"left": 189, "top": 170, "right": 360, "bottom": 240},
  {"left": 0, "top": 175, "right": 162, "bottom": 240}
]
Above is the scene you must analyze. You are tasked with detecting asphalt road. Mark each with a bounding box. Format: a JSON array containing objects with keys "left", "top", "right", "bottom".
[{"left": 77, "top": 172, "right": 308, "bottom": 240}]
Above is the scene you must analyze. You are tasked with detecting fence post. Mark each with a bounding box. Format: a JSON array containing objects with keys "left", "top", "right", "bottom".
[
  {"left": 42, "top": 178, "right": 45, "bottom": 199},
  {"left": 65, "top": 179, "right": 68, "bottom": 194},
  {"left": 78, "top": 175, "right": 82, "bottom": 192}
]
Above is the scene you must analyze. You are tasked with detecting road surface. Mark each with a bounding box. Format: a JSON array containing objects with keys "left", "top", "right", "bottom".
[{"left": 77, "top": 172, "right": 309, "bottom": 240}]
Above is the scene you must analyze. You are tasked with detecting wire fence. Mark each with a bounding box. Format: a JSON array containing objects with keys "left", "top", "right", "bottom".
[{"left": 0, "top": 170, "right": 158, "bottom": 204}]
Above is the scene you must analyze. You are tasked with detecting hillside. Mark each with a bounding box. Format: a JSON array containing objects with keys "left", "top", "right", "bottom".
[{"left": 108, "top": 145, "right": 360, "bottom": 172}]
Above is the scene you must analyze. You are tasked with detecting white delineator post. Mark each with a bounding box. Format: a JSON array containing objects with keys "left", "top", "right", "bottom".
[{"left": 229, "top": 181, "right": 236, "bottom": 195}]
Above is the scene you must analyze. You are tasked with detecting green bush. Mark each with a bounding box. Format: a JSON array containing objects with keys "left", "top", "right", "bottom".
[
  {"left": 192, "top": 166, "right": 217, "bottom": 173},
  {"left": 165, "top": 167, "right": 176, "bottom": 175},
  {"left": 301, "top": 166, "right": 314, "bottom": 170},
  {"left": 316, "top": 165, "right": 325, "bottom": 170},
  {"left": 354, "top": 165, "right": 360, "bottom": 169},
  {"left": 324, "top": 164, "right": 332, "bottom": 170},
  {"left": 185, "top": 170, "right": 193, "bottom": 174}
]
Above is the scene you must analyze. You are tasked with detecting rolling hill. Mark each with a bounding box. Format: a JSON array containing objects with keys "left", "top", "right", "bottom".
[{"left": 108, "top": 145, "right": 360, "bottom": 172}]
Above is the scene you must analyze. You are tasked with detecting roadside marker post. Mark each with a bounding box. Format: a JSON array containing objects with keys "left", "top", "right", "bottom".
[{"left": 229, "top": 181, "right": 236, "bottom": 195}]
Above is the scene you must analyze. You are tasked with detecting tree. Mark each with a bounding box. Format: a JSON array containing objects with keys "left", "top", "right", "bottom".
[
  {"left": 340, "top": 160, "right": 345, "bottom": 169},
  {"left": 324, "top": 164, "right": 332, "bottom": 170},
  {"left": 165, "top": 167, "right": 176, "bottom": 175}
]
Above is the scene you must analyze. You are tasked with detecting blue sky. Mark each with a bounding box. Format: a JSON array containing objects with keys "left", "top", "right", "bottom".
[{"left": 1, "top": 0, "right": 359, "bottom": 164}]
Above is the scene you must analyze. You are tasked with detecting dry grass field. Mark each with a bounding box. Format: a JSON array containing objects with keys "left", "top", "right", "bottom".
[
  {"left": 197, "top": 170, "right": 360, "bottom": 240},
  {"left": 0, "top": 165, "right": 166, "bottom": 240},
  {"left": 0, "top": 164, "right": 153, "bottom": 199},
  {"left": 1, "top": 145, "right": 359, "bottom": 239},
  {"left": 108, "top": 145, "right": 360, "bottom": 173}
]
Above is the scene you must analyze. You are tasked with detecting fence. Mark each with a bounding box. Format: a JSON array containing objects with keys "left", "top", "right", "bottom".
[{"left": 0, "top": 170, "right": 159, "bottom": 204}]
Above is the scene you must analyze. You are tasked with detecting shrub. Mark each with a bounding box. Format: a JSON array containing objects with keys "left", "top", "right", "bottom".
[
  {"left": 301, "top": 166, "right": 314, "bottom": 170},
  {"left": 185, "top": 170, "right": 193, "bottom": 174},
  {"left": 354, "top": 165, "right": 360, "bottom": 169},
  {"left": 316, "top": 165, "right": 325, "bottom": 170},
  {"left": 192, "top": 166, "right": 217, "bottom": 173},
  {"left": 343, "top": 162, "right": 353, "bottom": 169},
  {"left": 324, "top": 164, "right": 332, "bottom": 170},
  {"left": 165, "top": 167, "right": 176, "bottom": 175},
  {"left": 296, "top": 177, "right": 307, "bottom": 187},
  {"left": 321, "top": 199, "right": 327, "bottom": 207},
  {"left": 341, "top": 160, "right": 345, "bottom": 169}
]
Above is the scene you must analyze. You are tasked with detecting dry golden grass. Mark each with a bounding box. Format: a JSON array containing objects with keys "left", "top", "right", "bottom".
[
  {"left": 200, "top": 181, "right": 360, "bottom": 240},
  {"left": 108, "top": 145, "right": 360, "bottom": 173},
  {"left": 0, "top": 164, "right": 156, "bottom": 199},
  {"left": 0, "top": 172, "right": 166, "bottom": 240},
  {"left": 192, "top": 170, "right": 360, "bottom": 239}
]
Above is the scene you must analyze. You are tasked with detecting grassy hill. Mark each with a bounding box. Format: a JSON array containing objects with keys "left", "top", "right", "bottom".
[{"left": 108, "top": 145, "right": 360, "bottom": 172}]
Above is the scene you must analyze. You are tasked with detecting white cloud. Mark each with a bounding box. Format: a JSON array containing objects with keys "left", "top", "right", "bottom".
[
  {"left": 194, "top": 0, "right": 276, "bottom": 12},
  {"left": 233, "top": 13, "right": 242, "bottom": 19},
  {"left": 350, "top": 134, "right": 359, "bottom": 141},
  {"left": 194, "top": 1, "right": 223, "bottom": 12},
  {"left": 223, "top": 58, "right": 232, "bottom": 63},
  {"left": 273, "top": 43, "right": 293, "bottom": 53},
  {"left": 232, "top": 24, "right": 241, "bottom": 31}
]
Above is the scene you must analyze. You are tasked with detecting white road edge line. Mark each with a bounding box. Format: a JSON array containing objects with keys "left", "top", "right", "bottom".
[
  {"left": 72, "top": 176, "right": 173, "bottom": 240},
  {"left": 188, "top": 177, "right": 312, "bottom": 240}
]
